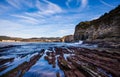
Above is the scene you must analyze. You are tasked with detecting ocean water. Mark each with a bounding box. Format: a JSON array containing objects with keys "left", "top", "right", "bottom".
[{"left": 0, "top": 42, "right": 97, "bottom": 77}]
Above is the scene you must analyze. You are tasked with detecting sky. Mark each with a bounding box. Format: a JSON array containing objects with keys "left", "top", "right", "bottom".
[{"left": 0, "top": 0, "right": 120, "bottom": 38}]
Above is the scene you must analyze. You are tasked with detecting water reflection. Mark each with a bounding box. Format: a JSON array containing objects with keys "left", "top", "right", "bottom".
[{"left": 23, "top": 49, "right": 64, "bottom": 77}]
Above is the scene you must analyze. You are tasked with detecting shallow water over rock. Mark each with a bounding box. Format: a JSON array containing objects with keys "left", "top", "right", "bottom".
[{"left": 0, "top": 42, "right": 119, "bottom": 77}]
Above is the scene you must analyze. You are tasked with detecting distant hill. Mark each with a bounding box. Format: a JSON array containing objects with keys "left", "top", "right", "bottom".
[
  {"left": 0, "top": 36, "right": 61, "bottom": 42},
  {"left": 0, "top": 36, "right": 11, "bottom": 40},
  {"left": 0, "top": 36, "right": 22, "bottom": 41}
]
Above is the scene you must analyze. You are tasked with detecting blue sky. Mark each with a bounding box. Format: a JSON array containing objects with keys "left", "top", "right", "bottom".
[{"left": 0, "top": 0, "right": 120, "bottom": 38}]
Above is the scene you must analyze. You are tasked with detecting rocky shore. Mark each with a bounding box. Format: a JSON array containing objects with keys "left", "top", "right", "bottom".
[
  {"left": 0, "top": 44, "right": 120, "bottom": 77},
  {"left": 0, "top": 49, "right": 44, "bottom": 77},
  {"left": 44, "top": 46, "right": 120, "bottom": 77},
  {"left": 83, "top": 40, "right": 120, "bottom": 49}
]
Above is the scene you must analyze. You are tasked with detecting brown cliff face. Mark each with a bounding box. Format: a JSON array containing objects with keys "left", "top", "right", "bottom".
[
  {"left": 61, "top": 35, "right": 74, "bottom": 42},
  {"left": 74, "top": 5, "right": 120, "bottom": 42}
]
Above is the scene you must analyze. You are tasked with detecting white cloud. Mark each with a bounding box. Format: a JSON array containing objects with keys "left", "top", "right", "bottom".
[
  {"left": 0, "top": 19, "right": 50, "bottom": 38},
  {"left": 12, "top": 14, "right": 40, "bottom": 24},
  {"left": 66, "top": 0, "right": 88, "bottom": 9},
  {"left": 66, "top": 0, "right": 72, "bottom": 8},
  {"left": 58, "top": 29, "right": 74, "bottom": 35},
  {"left": 36, "top": 0, "right": 63, "bottom": 15},
  {"left": 0, "top": 4, "right": 10, "bottom": 10},
  {"left": 6, "top": 0, "right": 21, "bottom": 9},
  {"left": 9, "top": 0, "right": 65, "bottom": 25},
  {"left": 0, "top": 19, "right": 26, "bottom": 37},
  {"left": 6, "top": 0, "right": 34, "bottom": 9},
  {"left": 22, "top": 0, "right": 34, "bottom": 8},
  {"left": 0, "top": 4, "right": 12, "bottom": 14},
  {"left": 0, "top": 19, "right": 23, "bottom": 29},
  {"left": 24, "top": 12, "right": 45, "bottom": 18},
  {"left": 0, "top": 19, "right": 75, "bottom": 38},
  {"left": 81, "top": 0, "right": 88, "bottom": 8},
  {"left": 99, "top": 0, "right": 114, "bottom": 7}
]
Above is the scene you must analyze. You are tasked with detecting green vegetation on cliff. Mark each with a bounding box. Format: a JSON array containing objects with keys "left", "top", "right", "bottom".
[{"left": 76, "top": 21, "right": 90, "bottom": 29}]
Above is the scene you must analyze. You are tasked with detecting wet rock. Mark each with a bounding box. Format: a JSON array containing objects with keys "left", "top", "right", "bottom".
[
  {"left": 58, "top": 56, "right": 71, "bottom": 70},
  {"left": 0, "top": 49, "right": 44, "bottom": 77},
  {"left": 1, "top": 45, "right": 119, "bottom": 77},
  {"left": 0, "top": 45, "right": 19, "bottom": 52},
  {"left": 0, "top": 65, "right": 8, "bottom": 72},
  {"left": 56, "top": 72, "right": 60, "bottom": 77},
  {"left": 57, "top": 56, "right": 86, "bottom": 77},
  {"left": 0, "top": 58, "right": 14, "bottom": 65},
  {"left": 56, "top": 46, "right": 120, "bottom": 77},
  {"left": 44, "top": 51, "right": 56, "bottom": 68}
]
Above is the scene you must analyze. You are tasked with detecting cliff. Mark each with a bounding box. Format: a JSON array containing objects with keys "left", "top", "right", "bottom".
[
  {"left": 61, "top": 35, "right": 74, "bottom": 42},
  {"left": 74, "top": 5, "right": 120, "bottom": 42}
]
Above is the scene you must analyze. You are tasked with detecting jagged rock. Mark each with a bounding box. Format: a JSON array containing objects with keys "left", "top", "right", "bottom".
[{"left": 74, "top": 5, "right": 120, "bottom": 42}]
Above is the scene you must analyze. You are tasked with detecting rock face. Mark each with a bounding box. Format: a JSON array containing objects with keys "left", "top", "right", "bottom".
[
  {"left": 74, "top": 5, "right": 120, "bottom": 42},
  {"left": 61, "top": 35, "right": 74, "bottom": 42}
]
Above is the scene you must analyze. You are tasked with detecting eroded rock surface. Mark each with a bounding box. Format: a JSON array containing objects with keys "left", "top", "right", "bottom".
[
  {"left": 0, "top": 49, "right": 44, "bottom": 77},
  {"left": 0, "top": 45, "right": 119, "bottom": 77},
  {"left": 44, "top": 46, "right": 120, "bottom": 77}
]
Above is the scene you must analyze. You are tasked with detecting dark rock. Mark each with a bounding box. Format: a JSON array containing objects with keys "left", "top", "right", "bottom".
[
  {"left": 74, "top": 5, "right": 120, "bottom": 42},
  {"left": 44, "top": 50, "right": 56, "bottom": 68},
  {"left": 0, "top": 58, "right": 14, "bottom": 65},
  {"left": 56, "top": 72, "right": 60, "bottom": 77},
  {"left": 1, "top": 49, "right": 44, "bottom": 77}
]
